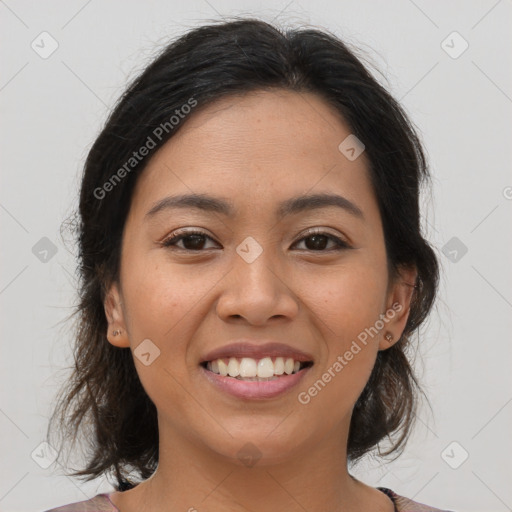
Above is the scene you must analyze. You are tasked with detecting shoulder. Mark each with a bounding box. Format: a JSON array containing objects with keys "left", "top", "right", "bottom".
[
  {"left": 378, "top": 487, "right": 456, "bottom": 512},
  {"left": 42, "top": 493, "right": 117, "bottom": 512}
]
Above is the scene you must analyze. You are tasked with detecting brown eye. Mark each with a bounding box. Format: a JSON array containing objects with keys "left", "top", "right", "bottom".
[
  {"left": 161, "top": 230, "right": 218, "bottom": 251},
  {"left": 161, "top": 228, "right": 350, "bottom": 253},
  {"left": 293, "top": 230, "right": 350, "bottom": 252}
]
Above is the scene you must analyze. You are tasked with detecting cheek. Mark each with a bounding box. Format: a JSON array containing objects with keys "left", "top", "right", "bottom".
[
  {"left": 296, "top": 262, "right": 386, "bottom": 415},
  {"left": 297, "top": 277, "right": 384, "bottom": 430},
  {"left": 119, "top": 259, "right": 207, "bottom": 414},
  {"left": 122, "top": 251, "right": 204, "bottom": 335},
  {"left": 120, "top": 253, "right": 222, "bottom": 376},
  {"left": 298, "top": 348, "right": 376, "bottom": 437},
  {"left": 305, "top": 259, "right": 388, "bottom": 338}
]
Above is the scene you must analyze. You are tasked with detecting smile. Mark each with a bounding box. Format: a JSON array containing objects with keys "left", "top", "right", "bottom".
[
  {"left": 200, "top": 356, "right": 314, "bottom": 399},
  {"left": 202, "top": 356, "right": 313, "bottom": 380}
]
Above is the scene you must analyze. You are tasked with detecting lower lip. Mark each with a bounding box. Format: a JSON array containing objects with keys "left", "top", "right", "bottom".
[{"left": 200, "top": 365, "right": 312, "bottom": 400}]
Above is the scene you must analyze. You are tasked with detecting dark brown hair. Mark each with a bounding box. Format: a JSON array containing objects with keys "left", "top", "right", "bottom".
[{"left": 47, "top": 17, "right": 439, "bottom": 490}]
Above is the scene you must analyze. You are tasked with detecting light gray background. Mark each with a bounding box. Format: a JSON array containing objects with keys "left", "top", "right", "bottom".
[{"left": 1, "top": 1, "right": 511, "bottom": 511}]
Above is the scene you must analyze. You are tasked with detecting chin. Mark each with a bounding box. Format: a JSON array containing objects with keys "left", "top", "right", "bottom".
[{"left": 205, "top": 428, "right": 307, "bottom": 468}]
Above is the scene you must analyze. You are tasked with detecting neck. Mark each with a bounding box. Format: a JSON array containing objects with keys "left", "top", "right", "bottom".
[{"left": 118, "top": 419, "right": 386, "bottom": 512}]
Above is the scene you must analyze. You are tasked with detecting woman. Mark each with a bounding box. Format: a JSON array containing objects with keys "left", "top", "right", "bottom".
[{"left": 44, "top": 17, "right": 451, "bottom": 512}]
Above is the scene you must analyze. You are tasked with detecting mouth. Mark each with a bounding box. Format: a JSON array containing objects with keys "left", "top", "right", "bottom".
[
  {"left": 198, "top": 341, "right": 315, "bottom": 399},
  {"left": 200, "top": 356, "right": 314, "bottom": 381}
]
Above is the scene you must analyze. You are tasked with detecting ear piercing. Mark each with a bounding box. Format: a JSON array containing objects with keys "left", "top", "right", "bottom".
[
  {"left": 113, "top": 329, "right": 122, "bottom": 336},
  {"left": 385, "top": 333, "right": 393, "bottom": 342}
]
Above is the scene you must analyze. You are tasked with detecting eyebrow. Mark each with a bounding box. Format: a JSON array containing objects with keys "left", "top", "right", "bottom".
[{"left": 145, "top": 192, "right": 364, "bottom": 221}]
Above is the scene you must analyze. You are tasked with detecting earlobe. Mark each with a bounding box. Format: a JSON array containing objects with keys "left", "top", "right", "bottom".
[
  {"left": 104, "top": 282, "right": 130, "bottom": 348},
  {"left": 379, "top": 265, "right": 418, "bottom": 350}
]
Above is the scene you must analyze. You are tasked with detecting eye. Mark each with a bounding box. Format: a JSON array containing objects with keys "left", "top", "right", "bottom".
[
  {"left": 292, "top": 228, "right": 351, "bottom": 252},
  {"left": 161, "top": 228, "right": 351, "bottom": 253},
  {"left": 160, "top": 229, "right": 219, "bottom": 251}
]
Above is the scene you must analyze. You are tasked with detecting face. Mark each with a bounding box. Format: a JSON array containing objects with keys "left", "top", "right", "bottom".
[{"left": 104, "top": 89, "right": 416, "bottom": 466}]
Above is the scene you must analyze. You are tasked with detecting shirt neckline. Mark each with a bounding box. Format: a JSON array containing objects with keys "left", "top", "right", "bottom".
[
  {"left": 104, "top": 492, "right": 121, "bottom": 511},
  {"left": 377, "top": 487, "right": 399, "bottom": 512},
  {"left": 104, "top": 487, "right": 399, "bottom": 512}
]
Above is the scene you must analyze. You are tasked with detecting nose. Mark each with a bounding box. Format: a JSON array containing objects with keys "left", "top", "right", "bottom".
[{"left": 215, "top": 247, "right": 299, "bottom": 326}]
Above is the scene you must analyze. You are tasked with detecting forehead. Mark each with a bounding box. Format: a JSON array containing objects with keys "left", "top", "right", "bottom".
[
  {"left": 168, "top": 89, "right": 353, "bottom": 156},
  {"left": 128, "top": 89, "right": 375, "bottom": 220}
]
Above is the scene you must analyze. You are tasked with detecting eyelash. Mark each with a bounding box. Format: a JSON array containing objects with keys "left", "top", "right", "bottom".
[{"left": 160, "top": 228, "right": 351, "bottom": 252}]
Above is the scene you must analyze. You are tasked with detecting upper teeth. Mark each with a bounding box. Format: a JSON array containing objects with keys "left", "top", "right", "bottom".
[{"left": 207, "top": 357, "right": 302, "bottom": 378}]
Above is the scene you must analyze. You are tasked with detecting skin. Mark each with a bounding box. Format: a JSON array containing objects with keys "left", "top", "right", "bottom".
[{"left": 104, "top": 89, "right": 417, "bottom": 512}]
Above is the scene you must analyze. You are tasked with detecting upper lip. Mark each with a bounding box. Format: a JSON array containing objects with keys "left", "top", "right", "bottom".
[{"left": 200, "top": 340, "right": 314, "bottom": 364}]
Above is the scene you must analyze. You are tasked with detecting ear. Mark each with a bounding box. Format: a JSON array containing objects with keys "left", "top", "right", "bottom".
[
  {"left": 379, "top": 264, "right": 418, "bottom": 351},
  {"left": 104, "top": 281, "right": 130, "bottom": 348}
]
